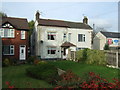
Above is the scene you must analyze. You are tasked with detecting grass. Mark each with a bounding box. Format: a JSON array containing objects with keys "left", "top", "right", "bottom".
[
  {"left": 2, "top": 64, "right": 52, "bottom": 88},
  {"left": 48, "top": 60, "right": 120, "bottom": 82},
  {"left": 2, "top": 60, "right": 120, "bottom": 88}
]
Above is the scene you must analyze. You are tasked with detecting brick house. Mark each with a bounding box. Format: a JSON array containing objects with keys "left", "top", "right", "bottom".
[{"left": 0, "top": 17, "right": 29, "bottom": 61}]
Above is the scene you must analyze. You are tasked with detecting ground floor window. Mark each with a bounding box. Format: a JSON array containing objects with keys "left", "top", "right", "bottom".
[
  {"left": 77, "top": 47, "right": 86, "bottom": 51},
  {"left": 47, "top": 47, "right": 56, "bottom": 54},
  {"left": 3, "top": 45, "right": 14, "bottom": 55}
]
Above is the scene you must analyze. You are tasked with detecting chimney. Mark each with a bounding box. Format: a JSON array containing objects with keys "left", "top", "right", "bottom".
[
  {"left": 83, "top": 16, "right": 88, "bottom": 24},
  {"left": 36, "top": 10, "right": 40, "bottom": 21}
]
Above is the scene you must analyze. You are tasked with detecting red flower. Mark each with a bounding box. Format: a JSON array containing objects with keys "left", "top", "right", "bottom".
[
  {"left": 8, "top": 85, "right": 14, "bottom": 88},
  {"left": 5, "top": 81, "right": 10, "bottom": 85}
]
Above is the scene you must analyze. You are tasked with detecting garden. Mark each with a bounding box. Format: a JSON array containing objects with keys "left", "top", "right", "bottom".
[{"left": 2, "top": 49, "right": 120, "bottom": 89}]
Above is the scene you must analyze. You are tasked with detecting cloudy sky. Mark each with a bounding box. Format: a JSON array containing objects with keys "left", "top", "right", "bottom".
[{"left": 2, "top": 2, "right": 118, "bottom": 32}]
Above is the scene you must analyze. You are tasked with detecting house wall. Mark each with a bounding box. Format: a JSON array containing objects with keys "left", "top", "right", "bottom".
[
  {"left": 0, "top": 37, "right": 2, "bottom": 61},
  {"left": 35, "top": 25, "right": 92, "bottom": 59},
  {"left": 93, "top": 32, "right": 106, "bottom": 50},
  {"left": 2, "top": 29, "right": 29, "bottom": 60}
]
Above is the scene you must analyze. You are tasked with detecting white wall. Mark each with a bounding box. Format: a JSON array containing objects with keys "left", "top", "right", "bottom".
[
  {"left": 93, "top": 32, "right": 106, "bottom": 50},
  {"left": 35, "top": 25, "right": 93, "bottom": 59}
]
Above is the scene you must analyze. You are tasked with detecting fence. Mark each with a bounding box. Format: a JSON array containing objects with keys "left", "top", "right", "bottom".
[
  {"left": 105, "top": 50, "right": 120, "bottom": 68},
  {"left": 69, "top": 50, "right": 120, "bottom": 68}
]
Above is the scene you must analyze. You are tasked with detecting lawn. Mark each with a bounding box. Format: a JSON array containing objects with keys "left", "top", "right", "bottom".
[
  {"left": 2, "top": 60, "right": 120, "bottom": 88},
  {"left": 2, "top": 64, "right": 52, "bottom": 88}
]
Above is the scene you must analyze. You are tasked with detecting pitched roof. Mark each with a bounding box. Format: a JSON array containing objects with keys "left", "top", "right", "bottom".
[
  {"left": 1, "top": 17, "right": 29, "bottom": 30},
  {"left": 38, "top": 19, "right": 92, "bottom": 29},
  {"left": 61, "top": 42, "right": 76, "bottom": 47},
  {"left": 100, "top": 31, "right": 120, "bottom": 38}
]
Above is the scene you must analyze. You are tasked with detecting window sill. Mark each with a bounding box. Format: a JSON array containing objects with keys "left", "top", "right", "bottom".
[{"left": 3, "top": 54, "right": 14, "bottom": 56}]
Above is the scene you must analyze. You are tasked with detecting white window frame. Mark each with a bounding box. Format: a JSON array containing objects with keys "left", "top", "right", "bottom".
[
  {"left": 78, "top": 34, "right": 85, "bottom": 42},
  {"left": 47, "top": 32, "right": 56, "bottom": 40},
  {"left": 21, "top": 31, "right": 25, "bottom": 39},
  {"left": 3, "top": 45, "right": 14, "bottom": 55},
  {"left": 0, "top": 28, "right": 4, "bottom": 37},
  {"left": 47, "top": 47, "right": 56, "bottom": 55},
  {"left": 0, "top": 28, "right": 15, "bottom": 38}
]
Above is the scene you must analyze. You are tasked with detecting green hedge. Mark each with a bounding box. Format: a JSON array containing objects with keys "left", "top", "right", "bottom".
[
  {"left": 76, "top": 49, "right": 106, "bottom": 65},
  {"left": 26, "top": 63, "right": 59, "bottom": 84}
]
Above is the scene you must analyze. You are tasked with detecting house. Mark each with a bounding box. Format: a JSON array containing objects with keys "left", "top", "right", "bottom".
[
  {"left": 31, "top": 11, "right": 93, "bottom": 60},
  {"left": 93, "top": 31, "right": 120, "bottom": 50},
  {"left": 0, "top": 17, "right": 29, "bottom": 61}
]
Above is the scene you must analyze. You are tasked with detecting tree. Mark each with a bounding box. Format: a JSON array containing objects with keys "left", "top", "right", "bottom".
[
  {"left": 0, "top": 12, "right": 7, "bottom": 17},
  {"left": 28, "top": 20, "right": 35, "bottom": 36}
]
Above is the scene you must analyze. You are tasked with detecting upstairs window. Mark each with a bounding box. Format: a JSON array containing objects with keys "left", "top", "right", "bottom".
[
  {"left": 3, "top": 45, "right": 14, "bottom": 55},
  {"left": 21, "top": 31, "right": 25, "bottom": 39},
  {"left": 0, "top": 28, "right": 14, "bottom": 38},
  {"left": 47, "top": 47, "right": 56, "bottom": 54},
  {"left": 48, "top": 32, "right": 56, "bottom": 40},
  {"left": 78, "top": 34, "right": 85, "bottom": 42}
]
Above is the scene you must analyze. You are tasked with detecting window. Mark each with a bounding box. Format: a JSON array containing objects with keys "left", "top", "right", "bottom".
[
  {"left": 68, "top": 33, "right": 71, "bottom": 41},
  {"left": 63, "top": 33, "right": 67, "bottom": 41},
  {"left": 0, "top": 29, "right": 4, "bottom": 37},
  {"left": 21, "top": 31, "right": 25, "bottom": 39},
  {"left": 77, "top": 47, "right": 86, "bottom": 51},
  {"left": 48, "top": 32, "right": 56, "bottom": 40},
  {"left": 0, "top": 28, "right": 14, "bottom": 38},
  {"left": 78, "top": 34, "right": 85, "bottom": 42},
  {"left": 3, "top": 45, "right": 14, "bottom": 55},
  {"left": 47, "top": 47, "right": 56, "bottom": 54}
]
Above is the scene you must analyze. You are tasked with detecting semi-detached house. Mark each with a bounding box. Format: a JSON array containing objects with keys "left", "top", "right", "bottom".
[
  {"left": 31, "top": 11, "right": 93, "bottom": 60},
  {"left": 0, "top": 17, "right": 29, "bottom": 61}
]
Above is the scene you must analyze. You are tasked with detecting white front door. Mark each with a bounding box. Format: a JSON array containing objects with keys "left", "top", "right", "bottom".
[{"left": 19, "top": 45, "right": 26, "bottom": 60}]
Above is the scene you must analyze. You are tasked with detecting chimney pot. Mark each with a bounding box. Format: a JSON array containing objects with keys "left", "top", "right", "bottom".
[
  {"left": 83, "top": 16, "right": 88, "bottom": 24},
  {"left": 36, "top": 10, "right": 40, "bottom": 20}
]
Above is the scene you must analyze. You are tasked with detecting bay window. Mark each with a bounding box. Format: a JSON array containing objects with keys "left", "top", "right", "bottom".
[{"left": 0, "top": 28, "right": 14, "bottom": 38}]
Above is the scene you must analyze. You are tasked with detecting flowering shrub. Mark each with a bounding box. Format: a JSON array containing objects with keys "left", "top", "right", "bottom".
[
  {"left": 5, "top": 81, "right": 15, "bottom": 89},
  {"left": 56, "top": 70, "right": 81, "bottom": 88},
  {"left": 54, "top": 72, "right": 120, "bottom": 89}
]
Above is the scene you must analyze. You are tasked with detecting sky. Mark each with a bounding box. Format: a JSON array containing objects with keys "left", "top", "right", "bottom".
[{"left": 1, "top": 2, "right": 118, "bottom": 32}]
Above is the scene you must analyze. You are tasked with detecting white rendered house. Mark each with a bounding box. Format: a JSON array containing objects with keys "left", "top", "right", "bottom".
[
  {"left": 31, "top": 11, "right": 93, "bottom": 60},
  {"left": 93, "top": 31, "right": 120, "bottom": 50}
]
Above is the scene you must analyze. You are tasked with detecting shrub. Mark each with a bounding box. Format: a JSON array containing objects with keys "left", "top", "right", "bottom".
[
  {"left": 2, "top": 58, "right": 11, "bottom": 67},
  {"left": 33, "top": 59, "right": 40, "bottom": 65},
  {"left": 38, "top": 60, "right": 47, "bottom": 65},
  {"left": 86, "top": 50, "right": 106, "bottom": 65},
  {"left": 26, "top": 63, "right": 59, "bottom": 84},
  {"left": 57, "top": 70, "right": 81, "bottom": 88},
  {"left": 76, "top": 50, "right": 83, "bottom": 61},
  {"left": 104, "top": 44, "right": 110, "bottom": 50},
  {"left": 27, "top": 56, "right": 36, "bottom": 64},
  {"left": 76, "top": 49, "right": 106, "bottom": 65}
]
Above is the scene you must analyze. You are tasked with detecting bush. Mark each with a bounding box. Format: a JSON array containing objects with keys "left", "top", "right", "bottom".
[
  {"left": 57, "top": 70, "right": 81, "bottom": 88},
  {"left": 2, "top": 58, "right": 11, "bottom": 67},
  {"left": 86, "top": 50, "right": 106, "bottom": 65},
  {"left": 33, "top": 59, "right": 40, "bottom": 65},
  {"left": 26, "top": 63, "right": 59, "bottom": 84},
  {"left": 104, "top": 44, "right": 110, "bottom": 50},
  {"left": 76, "top": 49, "right": 106, "bottom": 65},
  {"left": 27, "top": 56, "right": 36, "bottom": 64}
]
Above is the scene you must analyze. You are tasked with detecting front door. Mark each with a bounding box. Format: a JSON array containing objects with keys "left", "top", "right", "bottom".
[{"left": 19, "top": 45, "right": 26, "bottom": 60}]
